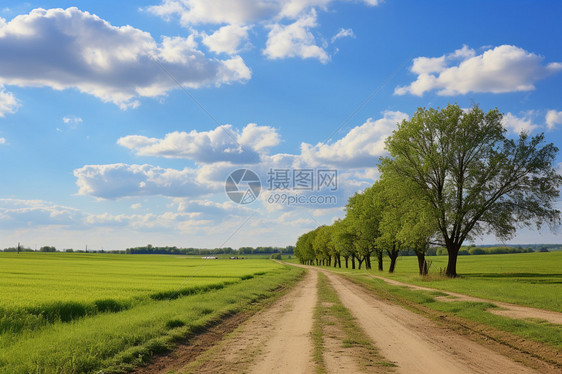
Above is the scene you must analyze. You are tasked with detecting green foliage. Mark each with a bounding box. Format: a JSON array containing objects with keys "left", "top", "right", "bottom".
[{"left": 382, "top": 104, "right": 561, "bottom": 276}]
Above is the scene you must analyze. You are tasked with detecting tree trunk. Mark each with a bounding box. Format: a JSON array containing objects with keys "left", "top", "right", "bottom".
[
  {"left": 344, "top": 256, "right": 349, "bottom": 268},
  {"left": 358, "top": 257, "right": 364, "bottom": 270},
  {"left": 387, "top": 245, "right": 399, "bottom": 273},
  {"left": 351, "top": 255, "right": 356, "bottom": 269},
  {"left": 446, "top": 246, "right": 459, "bottom": 277},
  {"left": 365, "top": 255, "right": 371, "bottom": 270},
  {"left": 377, "top": 251, "right": 383, "bottom": 271},
  {"left": 338, "top": 256, "right": 342, "bottom": 268},
  {"left": 416, "top": 251, "right": 428, "bottom": 276}
]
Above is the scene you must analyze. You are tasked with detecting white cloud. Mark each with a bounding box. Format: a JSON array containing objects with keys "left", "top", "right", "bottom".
[
  {"left": 73, "top": 163, "right": 211, "bottom": 199},
  {"left": 264, "top": 11, "right": 329, "bottom": 63},
  {"left": 62, "top": 116, "right": 83, "bottom": 125},
  {"left": 331, "top": 28, "right": 354, "bottom": 43},
  {"left": 147, "top": 0, "right": 382, "bottom": 63},
  {"left": 0, "top": 137, "right": 5, "bottom": 144},
  {"left": 546, "top": 110, "right": 562, "bottom": 130},
  {"left": 118, "top": 123, "right": 279, "bottom": 164},
  {"left": 395, "top": 45, "right": 562, "bottom": 96},
  {"left": 301, "top": 110, "right": 409, "bottom": 167},
  {"left": 0, "top": 7, "right": 251, "bottom": 109},
  {"left": 0, "top": 199, "right": 83, "bottom": 228},
  {"left": 202, "top": 24, "right": 251, "bottom": 54},
  {"left": 62, "top": 115, "right": 83, "bottom": 130},
  {"left": 501, "top": 112, "right": 538, "bottom": 134},
  {"left": 0, "top": 85, "right": 19, "bottom": 116},
  {"left": 147, "top": 0, "right": 279, "bottom": 26}
]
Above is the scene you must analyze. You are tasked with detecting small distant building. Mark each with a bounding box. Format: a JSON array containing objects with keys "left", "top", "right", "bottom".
[{"left": 201, "top": 256, "right": 218, "bottom": 259}]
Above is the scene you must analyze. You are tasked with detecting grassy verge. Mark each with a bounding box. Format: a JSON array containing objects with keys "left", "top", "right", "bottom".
[
  {"left": 313, "top": 272, "right": 395, "bottom": 373},
  {"left": 289, "top": 252, "right": 562, "bottom": 312},
  {"left": 0, "top": 265, "right": 304, "bottom": 374},
  {"left": 343, "top": 272, "right": 562, "bottom": 350}
]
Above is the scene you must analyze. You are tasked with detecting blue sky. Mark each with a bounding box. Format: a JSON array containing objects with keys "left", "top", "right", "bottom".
[{"left": 0, "top": 0, "right": 560, "bottom": 250}]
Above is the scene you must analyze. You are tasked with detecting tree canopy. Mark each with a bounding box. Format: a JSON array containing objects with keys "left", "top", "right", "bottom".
[
  {"left": 295, "top": 104, "right": 561, "bottom": 278},
  {"left": 382, "top": 104, "right": 561, "bottom": 276}
]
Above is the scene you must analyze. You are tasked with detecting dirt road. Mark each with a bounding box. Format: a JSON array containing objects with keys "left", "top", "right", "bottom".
[
  {"left": 142, "top": 266, "right": 557, "bottom": 373},
  {"left": 182, "top": 270, "right": 317, "bottom": 374},
  {"left": 323, "top": 270, "right": 537, "bottom": 373}
]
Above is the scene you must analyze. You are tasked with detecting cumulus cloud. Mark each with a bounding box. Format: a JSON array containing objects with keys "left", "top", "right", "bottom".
[
  {"left": 395, "top": 45, "right": 562, "bottom": 96},
  {"left": 202, "top": 24, "right": 251, "bottom": 54},
  {"left": 0, "top": 199, "right": 83, "bottom": 228},
  {"left": 264, "top": 11, "right": 329, "bottom": 63},
  {"left": 301, "top": 110, "right": 409, "bottom": 167},
  {"left": 0, "top": 137, "right": 5, "bottom": 144},
  {"left": 118, "top": 123, "right": 280, "bottom": 164},
  {"left": 331, "top": 28, "right": 354, "bottom": 43},
  {"left": 147, "top": 0, "right": 279, "bottom": 25},
  {"left": 501, "top": 112, "right": 539, "bottom": 134},
  {"left": 0, "top": 7, "right": 251, "bottom": 109},
  {"left": 0, "top": 85, "right": 19, "bottom": 116},
  {"left": 85, "top": 111, "right": 403, "bottom": 201},
  {"left": 73, "top": 163, "right": 211, "bottom": 199},
  {"left": 546, "top": 110, "right": 562, "bottom": 130},
  {"left": 148, "top": 1, "right": 381, "bottom": 63}
]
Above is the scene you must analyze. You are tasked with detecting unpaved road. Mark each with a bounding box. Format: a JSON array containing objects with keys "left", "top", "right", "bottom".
[
  {"left": 323, "top": 270, "right": 538, "bottom": 373},
  {"left": 141, "top": 266, "right": 558, "bottom": 373},
  {"left": 181, "top": 270, "right": 318, "bottom": 374}
]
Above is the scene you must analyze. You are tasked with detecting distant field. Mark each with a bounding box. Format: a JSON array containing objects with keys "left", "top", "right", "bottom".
[{"left": 0, "top": 253, "right": 302, "bottom": 373}]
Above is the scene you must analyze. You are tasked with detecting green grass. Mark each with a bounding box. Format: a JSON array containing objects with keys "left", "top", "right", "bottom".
[
  {"left": 0, "top": 252, "right": 302, "bottom": 373},
  {"left": 298, "top": 252, "right": 562, "bottom": 312},
  {"left": 0, "top": 253, "right": 283, "bottom": 333}
]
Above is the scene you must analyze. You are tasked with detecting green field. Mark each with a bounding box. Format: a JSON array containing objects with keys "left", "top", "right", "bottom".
[
  {"left": 372, "top": 252, "right": 561, "bottom": 312},
  {"left": 0, "top": 253, "right": 303, "bottom": 373}
]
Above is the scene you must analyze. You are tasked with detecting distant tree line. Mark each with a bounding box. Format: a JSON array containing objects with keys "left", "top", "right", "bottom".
[
  {"left": 2, "top": 245, "right": 296, "bottom": 255},
  {"left": 125, "top": 245, "right": 294, "bottom": 255}
]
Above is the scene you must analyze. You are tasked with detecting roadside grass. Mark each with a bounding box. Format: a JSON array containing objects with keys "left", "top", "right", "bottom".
[
  {"left": 344, "top": 273, "right": 562, "bottom": 349},
  {"left": 291, "top": 252, "right": 562, "bottom": 312},
  {"left": 0, "top": 261, "right": 303, "bottom": 373},
  {"left": 313, "top": 271, "right": 396, "bottom": 373},
  {"left": 379, "top": 252, "right": 562, "bottom": 312}
]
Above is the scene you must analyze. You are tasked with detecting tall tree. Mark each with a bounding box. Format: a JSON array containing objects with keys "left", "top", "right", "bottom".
[
  {"left": 346, "top": 186, "right": 382, "bottom": 270},
  {"left": 372, "top": 177, "right": 402, "bottom": 273},
  {"left": 383, "top": 104, "right": 561, "bottom": 277},
  {"left": 333, "top": 217, "right": 358, "bottom": 269}
]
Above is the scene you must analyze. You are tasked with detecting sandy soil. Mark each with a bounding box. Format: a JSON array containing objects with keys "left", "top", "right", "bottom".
[
  {"left": 324, "top": 270, "right": 539, "bottom": 374},
  {"left": 369, "top": 275, "right": 562, "bottom": 324},
  {"left": 182, "top": 269, "right": 317, "bottom": 374}
]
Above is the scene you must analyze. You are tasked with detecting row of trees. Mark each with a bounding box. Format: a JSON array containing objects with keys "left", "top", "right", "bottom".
[{"left": 296, "top": 105, "right": 561, "bottom": 277}]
